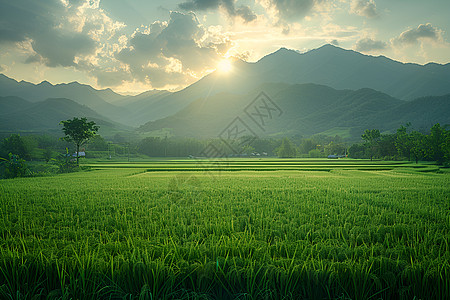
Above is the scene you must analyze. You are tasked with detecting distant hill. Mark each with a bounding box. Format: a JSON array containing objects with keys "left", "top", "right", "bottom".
[
  {"left": 0, "top": 74, "right": 176, "bottom": 126},
  {"left": 0, "top": 74, "right": 128, "bottom": 123},
  {"left": 114, "top": 90, "right": 171, "bottom": 106},
  {"left": 1, "top": 44, "right": 450, "bottom": 131},
  {"left": 0, "top": 96, "right": 129, "bottom": 136},
  {"left": 375, "top": 94, "right": 450, "bottom": 131},
  {"left": 0, "top": 96, "right": 31, "bottom": 114},
  {"left": 250, "top": 45, "right": 450, "bottom": 100},
  {"left": 115, "top": 90, "right": 173, "bottom": 126},
  {"left": 138, "top": 83, "right": 450, "bottom": 140},
  {"left": 125, "top": 44, "right": 450, "bottom": 123}
]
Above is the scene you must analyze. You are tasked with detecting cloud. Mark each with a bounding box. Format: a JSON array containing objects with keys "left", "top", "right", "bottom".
[
  {"left": 0, "top": 0, "right": 124, "bottom": 68},
  {"left": 257, "top": 0, "right": 337, "bottom": 33},
  {"left": 235, "top": 5, "right": 258, "bottom": 23},
  {"left": 114, "top": 11, "right": 232, "bottom": 89},
  {"left": 355, "top": 38, "right": 387, "bottom": 52},
  {"left": 350, "top": 0, "right": 378, "bottom": 18},
  {"left": 392, "top": 23, "right": 442, "bottom": 46},
  {"left": 329, "top": 39, "right": 339, "bottom": 46},
  {"left": 179, "top": 0, "right": 221, "bottom": 11},
  {"left": 32, "top": 31, "right": 97, "bottom": 67},
  {"left": 179, "top": 0, "right": 257, "bottom": 23},
  {"left": 259, "top": 0, "right": 316, "bottom": 22},
  {"left": 92, "top": 69, "right": 131, "bottom": 87}
]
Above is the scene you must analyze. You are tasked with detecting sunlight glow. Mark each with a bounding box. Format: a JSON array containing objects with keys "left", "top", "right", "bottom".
[{"left": 217, "top": 59, "right": 232, "bottom": 73}]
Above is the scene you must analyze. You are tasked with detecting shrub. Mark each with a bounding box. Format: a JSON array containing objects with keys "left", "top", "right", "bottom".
[
  {"left": 0, "top": 153, "right": 31, "bottom": 179},
  {"left": 308, "top": 149, "right": 323, "bottom": 158},
  {"left": 55, "top": 154, "right": 78, "bottom": 173}
]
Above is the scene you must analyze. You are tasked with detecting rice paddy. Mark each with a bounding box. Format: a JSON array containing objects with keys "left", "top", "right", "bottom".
[{"left": 0, "top": 159, "right": 449, "bottom": 299}]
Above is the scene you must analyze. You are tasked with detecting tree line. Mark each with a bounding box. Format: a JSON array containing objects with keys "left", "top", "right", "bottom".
[
  {"left": 0, "top": 131, "right": 347, "bottom": 167},
  {"left": 276, "top": 123, "right": 449, "bottom": 165},
  {"left": 348, "top": 123, "right": 449, "bottom": 165},
  {"left": 1, "top": 119, "right": 449, "bottom": 178},
  {"left": 2, "top": 123, "right": 447, "bottom": 164}
]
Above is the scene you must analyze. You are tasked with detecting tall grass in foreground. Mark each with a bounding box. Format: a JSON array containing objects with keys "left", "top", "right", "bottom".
[{"left": 0, "top": 165, "right": 449, "bottom": 299}]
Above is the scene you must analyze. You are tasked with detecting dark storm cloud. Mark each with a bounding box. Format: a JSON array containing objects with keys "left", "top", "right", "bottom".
[
  {"left": 178, "top": 0, "right": 257, "bottom": 22},
  {"left": 0, "top": 0, "right": 97, "bottom": 67},
  {"left": 355, "top": 38, "right": 387, "bottom": 52},
  {"left": 392, "top": 23, "right": 441, "bottom": 46}
]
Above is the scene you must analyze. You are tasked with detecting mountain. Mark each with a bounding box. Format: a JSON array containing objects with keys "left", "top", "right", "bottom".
[
  {"left": 138, "top": 83, "right": 450, "bottom": 140},
  {"left": 0, "top": 96, "right": 129, "bottom": 136},
  {"left": 252, "top": 45, "right": 450, "bottom": 100},
  {"left": 115, "top": 90, "right": 172, "bottom": 126},
  {"left": 125, "top": 44, "right": 450, "bottom": 124},
  {"left": 1, "top": 44, "right": 450, "bottom": 130},
  {"left": 0, "top": 96, "right": 32, "bottom": 114},
  {"left": 376, "top": 94, "right": 450, "bottom": 130},
  {"left": 114, "top": 90, "right": 171, "bottom": 106},
  {"left": 0, "top": 74, "right": 125, "bottom": 103},
  {"left": 0, "top": 74, "right": 177, "bottom": 126},
  {"left": 0, "top": 74, "right": 128, "bottom": 123}
]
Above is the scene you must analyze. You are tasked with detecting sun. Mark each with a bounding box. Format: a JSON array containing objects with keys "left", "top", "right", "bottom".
[{"left": 217, "top": 59, "right": 232, "bottom": 73}]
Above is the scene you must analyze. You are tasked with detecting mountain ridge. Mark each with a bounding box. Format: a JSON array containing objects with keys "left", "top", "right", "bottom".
[
  {"left": 138, "top": 83, "right": 449, "bottom": 140},
  {"left": 0, "top": 96, "right": 130, "bottom": 136},
  {"left": 1, "top": 44, "right": 449, "bottom": 132},
  {"left": 130, "top": 43, "right": 450, "bottom": 124}
]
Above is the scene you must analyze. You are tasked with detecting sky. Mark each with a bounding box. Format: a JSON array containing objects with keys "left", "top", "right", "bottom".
[{"left": 0, "top": 0, "right": 449, "bottom": 95}]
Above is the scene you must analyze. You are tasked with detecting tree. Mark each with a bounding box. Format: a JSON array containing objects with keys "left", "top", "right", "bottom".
[
  {"left": 409, "top": 131, "right": 426, "bottom": 164},
  {"left": 299, "top": 138, "right": 317, "bottom": 154},
  {"left": 276, "top": 138, "right": 297, "bottom": 158},
  {"left": 348, "top": 143, "right": 366, "bottom": 159},
  {"left": 308, "top": 149, "right": 323, "bottom": 158},
  {"left": 444, "top": 127, "right": 450, "bottom": 165},
  {"left": 361, "top": 129, "right": 381, "bottom": 161},
  {"left": 0, "top": 153, "right": 30, "bottom": 178},
  {"left": 241, "top": 144, "right": 256, "bottom": 155},
  {"left": 426, "top": 123, "right": 447, "bottom": 165},
  {"left": 87, "top": 135, "right": 108, "bottom": 151},
  {"left": 378, "top": 133, "right": 397, "bottom": 159},
  {"left": 60, "top": 117, "right": 99, "bottom": 166},
  {"left": 324, "top": 141, "right": 346, "bottom": 156},
  {"left": 43, "top": 148, "right": 53, "bottom": 163},
  {"left": 395, "top": 123, "right": 411, "bottom": 159},
  {"left": 0, "top": 134, "right": 30, "bottom": 160}
]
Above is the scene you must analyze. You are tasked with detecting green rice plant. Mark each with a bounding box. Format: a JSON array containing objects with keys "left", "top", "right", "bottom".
[{"left": 0, "top": 159, "right": 448, "bottom": 299}]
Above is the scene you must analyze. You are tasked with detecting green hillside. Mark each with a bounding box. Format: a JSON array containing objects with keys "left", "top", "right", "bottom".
[
  {"left": 138, "top": 83, "right": 449, "bottom": 139},
  {"left": 0, "top": 96, "right": 132, "bottom": 137}
]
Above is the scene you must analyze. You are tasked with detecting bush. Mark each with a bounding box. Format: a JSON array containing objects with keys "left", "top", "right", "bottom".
[
  {"left": 28, "top": 163, "right": 59, "bottom": 176},
  {"left": 348, "top": 143, "right": 366, "bottom": 159},
  {"left": 55, "top": 154, "right": 78, "bottom": 173},
  {"left": 0, "top": 135, "right": 31, "bottom": 160},
  {"left": 0, "top": 153, "right": 31, "bottom": 179},
  {"left": 276, "top": 138, "right": 297, "bottom": 158},
  {"left": 85, "top": 151, "right": 109, "bottom": 158},
  {"left": 43, "top": 148, "right": 53, "bottom": 162},
  {"left": 308, "top": 149, "right": 323, "bottom": 158}
]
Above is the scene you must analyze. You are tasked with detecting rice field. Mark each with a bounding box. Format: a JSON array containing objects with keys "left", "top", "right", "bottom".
[{"left": 0, "top": 159, "right": 449, "bottom": 299}]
